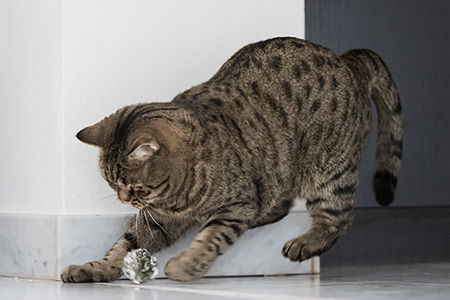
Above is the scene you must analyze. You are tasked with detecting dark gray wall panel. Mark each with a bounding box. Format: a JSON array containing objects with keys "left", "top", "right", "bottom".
[
  {"left": 321, "top": 207, "right": 450, "bottom": 266},
  {"left": 306, "top": 0, "right": 450, "bottom": 207}
]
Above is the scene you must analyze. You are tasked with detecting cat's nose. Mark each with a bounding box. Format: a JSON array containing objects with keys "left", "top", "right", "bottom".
[{"left": 118, "top": 189, "right": 132, "bottom": 203}]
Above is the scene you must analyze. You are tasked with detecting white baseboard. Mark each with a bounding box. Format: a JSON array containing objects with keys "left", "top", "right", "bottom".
[{"left": 0, "top": 202, "right": 317, "bottom": 280}]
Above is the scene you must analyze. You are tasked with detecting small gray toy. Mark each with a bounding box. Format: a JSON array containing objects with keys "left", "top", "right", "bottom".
[{"left": 122, "top": 248, "right": 158, "bottom": 284}]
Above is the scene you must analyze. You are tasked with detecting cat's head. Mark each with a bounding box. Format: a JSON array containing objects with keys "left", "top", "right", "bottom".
[{"left": 77, "top": 104, "right": 193, "bottom": 211}]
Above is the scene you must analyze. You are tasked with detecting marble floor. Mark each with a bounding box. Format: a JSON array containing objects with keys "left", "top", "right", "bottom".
[{"left": 1, "top": 263, "right": 449, "bottom": 300}]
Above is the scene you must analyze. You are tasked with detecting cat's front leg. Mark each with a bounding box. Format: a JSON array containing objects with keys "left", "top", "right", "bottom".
[
  {"left": 164, "top": 216, "right": 248, "bottom": 282},
  {"left": 60, "top": 231, "right": 136, "bottom": 283},
  {"left": 61, "top": 210, "right": 195, "bottom": 283}
]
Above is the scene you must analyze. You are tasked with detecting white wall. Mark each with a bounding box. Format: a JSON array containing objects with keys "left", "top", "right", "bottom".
[
  {"left": 0, "top": 0, "right": 63, "bottom": 214},
  {"left": 1, "top": 0, "right": 304, "bottom": 215}
]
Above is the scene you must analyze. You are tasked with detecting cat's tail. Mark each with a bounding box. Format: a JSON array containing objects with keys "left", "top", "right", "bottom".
[{"left": 342, "top": 49, "right": 403, "bottom": 207}]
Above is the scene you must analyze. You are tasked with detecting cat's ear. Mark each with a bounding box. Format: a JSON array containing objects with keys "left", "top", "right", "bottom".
[
  {"left": 128, "top": 141, "right": 160, "bottom": 161},
  {"left": 76, "top": 120, "right": 106, "bottom": 147}
]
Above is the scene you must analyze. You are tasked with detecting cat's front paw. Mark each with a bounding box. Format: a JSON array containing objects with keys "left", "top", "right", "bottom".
[
  {"left": 164, "top": 252, "right": 210, "bottom": 282},
  {"left": 60, "top": 264, "right": 95, "bottom": 283},
  {"left": 60, "top": 262, "right": 121, "bottom": 283}
]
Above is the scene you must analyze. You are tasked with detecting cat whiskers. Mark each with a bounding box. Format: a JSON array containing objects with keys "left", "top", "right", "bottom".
[
  {"left": 135, "top": 211, "right": 140, "bottom": 243},
  {"left": 145, "top": 209, "right": 172, "bottom": 239},
  {"left": 97, "top": 193, "right": 117, "bottom": 201},
  {"left": 97, "top": 193, "right": 122, "bottom": 211},
  {"left": 142, "top": 209, "right": 160, "bottom": 248}
]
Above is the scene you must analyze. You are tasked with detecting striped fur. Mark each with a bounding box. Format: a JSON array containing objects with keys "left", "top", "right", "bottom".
[{"left": 61, "top": 37, "right": 402, "bottom": 283}]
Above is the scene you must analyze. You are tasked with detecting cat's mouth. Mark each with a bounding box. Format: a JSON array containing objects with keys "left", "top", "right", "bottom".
[{"left": 130, "top": 198, "right": 147, "bottom": 209}]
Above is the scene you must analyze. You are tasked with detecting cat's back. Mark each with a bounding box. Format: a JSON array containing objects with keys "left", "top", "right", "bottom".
[
  {"left": 174, "top": 37, "right": 352, "bottom": 122},
  {"left": 210, "top": 37, "right": 342, "bottom": 84},
  {"left": 172, "top": 37, "right": 367, "bottom": 163}
]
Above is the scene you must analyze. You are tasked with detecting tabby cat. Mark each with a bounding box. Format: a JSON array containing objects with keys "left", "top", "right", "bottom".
[{"left": 61, "top": 37, "right": 402, "bottom": 283}]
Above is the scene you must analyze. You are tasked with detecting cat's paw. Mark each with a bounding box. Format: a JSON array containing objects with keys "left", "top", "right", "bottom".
[
  {"left": 60, "top": 263, "right": 121, "bottom": 283},
  {"left": 164, "top": 252, "right": 210, "bottom": 282},
  {"left": 60, "top": 264, "right": 94, "bottom": 283},
  {"left": 282, "top": 233, "right": 334, "bottom": 262}
]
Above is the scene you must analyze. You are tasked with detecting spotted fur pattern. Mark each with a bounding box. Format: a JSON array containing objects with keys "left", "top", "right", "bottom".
[{"left": 61, "top": 37, "right": 402, "bottom": 283}]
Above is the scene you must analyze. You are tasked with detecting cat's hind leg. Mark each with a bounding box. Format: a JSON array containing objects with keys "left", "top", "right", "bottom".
[{"left": 282, "top": 172, "right": 357, "bottom": 262}]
